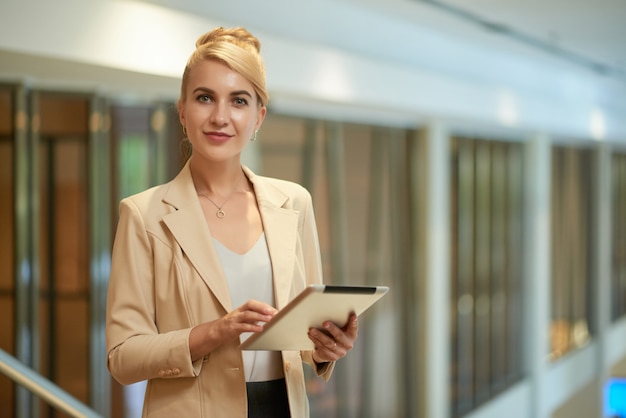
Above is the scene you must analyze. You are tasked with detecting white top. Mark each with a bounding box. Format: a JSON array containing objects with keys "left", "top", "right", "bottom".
[{"left": 213, "top": 233, "right": 284, "bottom": 382}]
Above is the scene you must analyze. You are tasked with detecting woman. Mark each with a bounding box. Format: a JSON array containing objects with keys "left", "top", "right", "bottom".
[{"left": 105, "top": 27, "right": 358, "bottom": 417}]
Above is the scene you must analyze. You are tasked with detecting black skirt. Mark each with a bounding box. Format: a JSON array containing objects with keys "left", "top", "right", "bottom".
[{"left": 246, "top": 378, "right": 291, "bottom": 418}]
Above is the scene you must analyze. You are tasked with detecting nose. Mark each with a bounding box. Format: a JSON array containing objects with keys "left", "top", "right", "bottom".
[{"left": 210, "top": 102, "right": 229, "bottom": 126}]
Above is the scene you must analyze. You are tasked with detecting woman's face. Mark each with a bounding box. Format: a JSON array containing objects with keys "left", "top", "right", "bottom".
[{"left": 178, "top": 59, "right": 266, "bottom": 164}]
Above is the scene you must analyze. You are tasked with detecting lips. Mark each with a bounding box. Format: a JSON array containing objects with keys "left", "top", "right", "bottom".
[{"left": 204, "top": 131, "right": 232, "bottom": 143}]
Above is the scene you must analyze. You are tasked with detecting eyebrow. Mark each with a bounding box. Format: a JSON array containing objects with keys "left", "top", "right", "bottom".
[{"left": 192, "top": 87, "right": 253, "bottom": 98}]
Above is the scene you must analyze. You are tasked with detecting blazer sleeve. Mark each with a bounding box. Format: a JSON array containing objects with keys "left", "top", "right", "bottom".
[
  {"left": 298, "top": 190, "right": 335, "bottom": 380},
  {"left": 105, "top": 198, "right": 201, "bottom": 385}
]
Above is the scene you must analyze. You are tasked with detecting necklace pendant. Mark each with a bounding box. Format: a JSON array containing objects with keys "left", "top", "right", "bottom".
[{"left": 216, "top": 209, "right": 226, "bottom": 219}]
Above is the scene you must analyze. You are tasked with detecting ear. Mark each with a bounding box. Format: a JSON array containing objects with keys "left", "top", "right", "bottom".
[{"left": 255, "top": 106, "right": 267, "bottom": 131}]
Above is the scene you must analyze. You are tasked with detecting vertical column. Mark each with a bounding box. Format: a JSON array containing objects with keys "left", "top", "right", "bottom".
[
  {"left": 324, "top": 121, "right": 352, "bottom": 417},
  {"left": 389, "top": 128, "right": 417, "bottom": 417},
  {"left": 88, "top": 96, "right": 111, "bottom": 417},
  {"left": 594, "top": 143, "right": 612, "bottom": 417},
  {"left": 300, "top": 120, "right": 317, "bottom": 192},
  {"left": 361, "top": 128, "right": 388, "bottom": 418},
  {"left": 324, "top": 120, "right": 349, "bottom": 285},
  {"left": 14, "top": 85, "right": 41, "bottom": 418},
  {"left": 419, "top": 121, "right": 450, "bottom": 418},
  {"left": 524, "top": 135, "right": 552, "bottom": 418}
]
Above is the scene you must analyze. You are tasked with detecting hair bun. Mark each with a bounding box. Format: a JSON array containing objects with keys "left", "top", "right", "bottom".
[
  {"left": 195, "top": 27, "right": 261, "bottom": 53},
  {"left": 180, "top": 26, "right": 269, "bottom": 106}
]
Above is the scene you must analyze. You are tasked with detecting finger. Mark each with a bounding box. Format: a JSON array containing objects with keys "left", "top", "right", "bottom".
[
  {"left": 312, "top": 342, "right": 341, "bottom": 362},
  {"left": 310, "top": 326, "right": 342, "bottom": 351},
  {"left": 343, "top": 315, "right": 359, "bottom": 338},
  {"left": 224, "top": 310, "right": 274, "bottom": 335},
  {"left": 319, "top": 321, "right": 347, "bottom": 342},
  {"left": 308, "top": 328, "right": 333, "bottom": 348},
  {"left": 321, "top": 313, "right": 357, "bottom": 337},
  {"left": 312, "top": 346, "right": 336, "bottom": 364},
  {"left": 241, "top": 300, "right": 278, "bottom": 316},
  {"left": 317, "top": 340, "right": 347, "bottom": 361},
  {"left": 322, "top": 318, "right": 358, "bottom": 350},
  {"left": 241, "top": 310, "right": 275, "bottom": 326}
]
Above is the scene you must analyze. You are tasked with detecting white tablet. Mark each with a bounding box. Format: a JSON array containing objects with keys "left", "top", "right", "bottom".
[{"left": 239, "top": 284, "right": 389, "bottom": 351}]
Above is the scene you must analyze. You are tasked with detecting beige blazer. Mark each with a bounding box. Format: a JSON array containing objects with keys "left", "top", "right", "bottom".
[{"left": 105, "top": 162, "right": 334, "bottom": 418}]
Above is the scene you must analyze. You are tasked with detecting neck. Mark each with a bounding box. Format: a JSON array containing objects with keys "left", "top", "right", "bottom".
[{"left": 189, "top": 157, "right": 247, "bottom": 197}]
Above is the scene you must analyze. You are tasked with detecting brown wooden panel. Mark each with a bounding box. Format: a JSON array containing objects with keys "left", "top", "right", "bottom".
[{"left": 0, "top": 87, "right": 15, "bottom": 418}]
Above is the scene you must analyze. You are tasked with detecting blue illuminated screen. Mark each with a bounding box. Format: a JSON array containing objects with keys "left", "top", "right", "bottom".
[{"left": 605, "top": 378, "right": 626, "bottom": 417}]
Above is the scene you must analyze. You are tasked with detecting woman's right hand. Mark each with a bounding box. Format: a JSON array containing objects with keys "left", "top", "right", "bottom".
[{"left": 189, "top": 300, "right": 277, "bottom": 361}]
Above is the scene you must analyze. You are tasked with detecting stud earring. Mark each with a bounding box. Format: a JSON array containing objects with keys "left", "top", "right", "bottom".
[{"left": 251, "top": 130, "right": 258, "bottom": 141}]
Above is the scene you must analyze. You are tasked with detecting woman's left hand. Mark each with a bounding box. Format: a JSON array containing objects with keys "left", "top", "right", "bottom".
[{"left": 308, "top": 313, "right": 358, "bottom": 363}]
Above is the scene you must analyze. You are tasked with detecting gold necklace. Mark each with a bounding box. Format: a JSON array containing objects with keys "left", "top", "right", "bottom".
[{"left": 197, "top": 177, "right": 244, "bottom": 219}]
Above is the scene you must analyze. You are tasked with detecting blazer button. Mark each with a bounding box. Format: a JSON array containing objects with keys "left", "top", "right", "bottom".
[
  {"left": 158, "top": 370, "right": 166, "bottom": 377},
  {"left": 172, "top": 368, "right": 181, "bottom": 375}
]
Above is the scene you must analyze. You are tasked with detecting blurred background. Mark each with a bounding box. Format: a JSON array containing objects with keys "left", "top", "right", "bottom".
[{"left": 1, "top": 0, "right": 626, "bottom": 417}]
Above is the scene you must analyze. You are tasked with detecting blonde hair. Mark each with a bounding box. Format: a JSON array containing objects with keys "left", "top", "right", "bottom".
[{"left": 179, "top": 27, "right": 269, "bottom": 106}]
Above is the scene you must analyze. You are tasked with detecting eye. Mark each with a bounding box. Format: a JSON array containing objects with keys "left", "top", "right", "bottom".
[
  {"left": 196, "top": 94, "right": 212, "bottom": 103},
  {"left": 233, "top": 97, "right": 249, "bottom": 106}
]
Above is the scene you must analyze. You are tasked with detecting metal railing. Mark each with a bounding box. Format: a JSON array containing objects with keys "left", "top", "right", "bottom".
[{"left": 0, "top": 348, "right": 103, "bottom": 418}]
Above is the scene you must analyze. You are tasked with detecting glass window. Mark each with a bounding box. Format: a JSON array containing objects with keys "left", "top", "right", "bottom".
[
  {"left": 449, "top": 137, "right": 525, "bottom": 416},
  {"left": 550, "top": 146, "right": 595, "bottom": 359},
  {"left": 36, "top": 92, "right": 91, "bottom": 411},
  {"left": 258, "top": 115, "right": 414, "bottom": 418},
  {"left": 108, "top": 103, "right": 180, "bottom": 418},
  {"left": 111, "top": 105, "right": 154, "bottom": 200}
]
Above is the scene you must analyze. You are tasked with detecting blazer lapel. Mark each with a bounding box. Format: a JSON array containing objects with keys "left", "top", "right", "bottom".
[
  {"left": 158, "top": 163, "right": 299, "bottom": 314},
  {"left": 244, "top": 167, "right": 298, "bottom": 310},
  {"left": 161, "top": 162, "right": 233, "bottom": 313}
]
